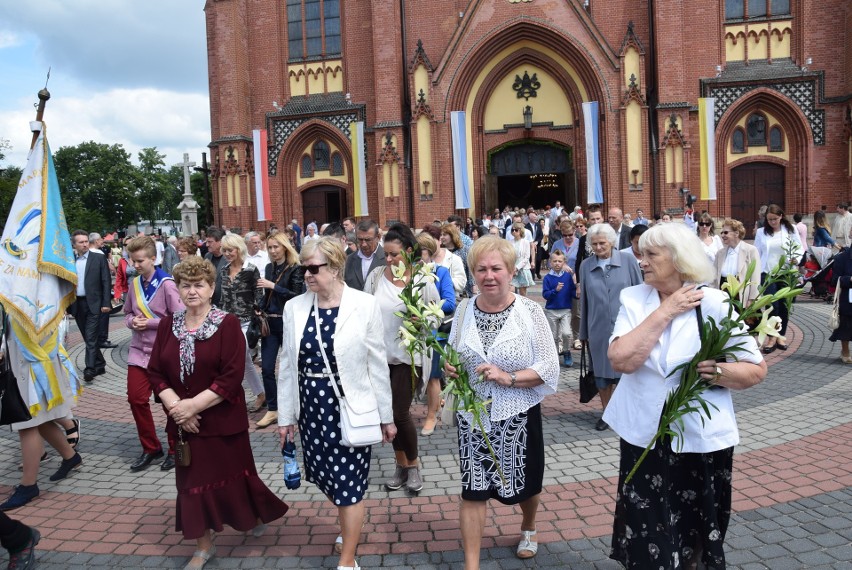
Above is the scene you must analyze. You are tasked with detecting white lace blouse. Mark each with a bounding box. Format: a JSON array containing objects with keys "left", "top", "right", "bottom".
[{"left": 448, "top": 294, "right": 559, "bottom": 430}]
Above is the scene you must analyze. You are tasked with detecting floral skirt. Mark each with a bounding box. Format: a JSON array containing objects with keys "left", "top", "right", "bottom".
[{"left": 610, "top": 438, "right": 733, "bottom": 569}]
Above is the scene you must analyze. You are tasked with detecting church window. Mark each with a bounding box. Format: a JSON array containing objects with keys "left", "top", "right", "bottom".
[
  {"left": 313, "top": 140, "right": 330, "bottom": 170},
  {"left": 732, "top": 128, "right": 746, "bottom": 153},
  {"left": 769, "top": 126, "right": 784, "bottom": 152},
  {"left": 330, "top": 152, "right": 344, "bottom": 176},
  {"left": 287, "top": 0, "right": 341, "bottom": 60},
  {"left": 301, "top": 154, "right": 314, "bottom": 178},
  {"left": 746, "top": 113, "right": 767, "bottom": 147},
  {"left": 726, "top": 0, "right": 791, "bottom": 20}
]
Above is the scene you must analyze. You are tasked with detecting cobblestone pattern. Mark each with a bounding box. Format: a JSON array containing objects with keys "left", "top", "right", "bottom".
[{"left": 1, "top": 296, "right": 851, "bottom": 569}]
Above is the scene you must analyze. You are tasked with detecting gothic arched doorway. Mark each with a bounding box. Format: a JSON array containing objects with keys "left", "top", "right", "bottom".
[
  {"left": 301, "top": 185, "right": 347, "bottom": 226},
  {"left": 487, "top": 142, "right": 574, "bottom": 210},
  {"left": 730, "top": 162, "right": 785, "bottom": 238}
]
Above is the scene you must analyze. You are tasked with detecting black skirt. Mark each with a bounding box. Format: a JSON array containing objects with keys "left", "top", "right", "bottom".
[
  {"left": 458, "top": 404, "right": 544, "bottom": 505},
  {"left": 610, "top": 438, "right": 733, "bottom": 569},
  {"left": 829, "top": 314, "right": 852, "bottom": 342}
]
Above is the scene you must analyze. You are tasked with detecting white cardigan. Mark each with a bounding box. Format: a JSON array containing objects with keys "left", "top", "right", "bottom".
[
  {"left": 449, "top": 294, "right": 559, "bottom": 430},
  {"left": 277, "top": 285, "right": 393, "bottom": 427},
  {"left": 604, "top": 285, "right": 762, "bottom": 453}
]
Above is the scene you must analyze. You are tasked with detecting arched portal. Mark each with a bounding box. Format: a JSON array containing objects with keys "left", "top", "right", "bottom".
[{"left": 488, "top": 141, "right": 574, "bottom": 209}]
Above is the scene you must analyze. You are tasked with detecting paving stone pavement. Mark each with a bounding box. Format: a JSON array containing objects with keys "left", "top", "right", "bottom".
[{"left": 1, "top": 289, "right": 851, "bottom": 569}]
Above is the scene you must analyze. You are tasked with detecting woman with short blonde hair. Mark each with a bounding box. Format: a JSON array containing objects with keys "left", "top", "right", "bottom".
[{"left": 219, "top": 234, "right": 266, "bottom": 412}]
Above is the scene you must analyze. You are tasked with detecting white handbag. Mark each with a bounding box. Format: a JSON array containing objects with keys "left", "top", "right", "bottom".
[
  {"left": 829, "top": 285, "right": 841, "bottom": 330},
  {"left": 313, "top": 297, "right": 383, "bottom": 447}
]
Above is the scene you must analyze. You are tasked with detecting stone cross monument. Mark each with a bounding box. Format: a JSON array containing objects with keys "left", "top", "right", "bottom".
[{"left": 176, "top": 153, "right": 199, "bottom": 236}]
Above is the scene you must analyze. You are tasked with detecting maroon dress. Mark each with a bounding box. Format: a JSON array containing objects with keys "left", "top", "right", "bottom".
[{"left": 148, "top": 312, "right": 288, "bottom": 539}]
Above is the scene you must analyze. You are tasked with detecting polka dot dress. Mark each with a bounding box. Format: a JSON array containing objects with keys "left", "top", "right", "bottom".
[{"left": 297, "top": 306, "right": 371, "bottom": 506}]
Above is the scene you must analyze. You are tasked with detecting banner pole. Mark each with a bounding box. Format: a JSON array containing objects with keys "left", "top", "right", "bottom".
[{"left": 30, "top": 88, "right": 51, "bottom": 150}]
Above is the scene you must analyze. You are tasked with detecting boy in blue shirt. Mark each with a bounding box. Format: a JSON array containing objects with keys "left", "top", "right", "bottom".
[{"left": 542, "top": 249, "right": 576, "bottom": 367}]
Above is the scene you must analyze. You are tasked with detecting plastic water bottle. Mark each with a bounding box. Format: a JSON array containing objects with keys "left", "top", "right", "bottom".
[{"left": 282, "top": 438, "right": 301, "bottom": 490}]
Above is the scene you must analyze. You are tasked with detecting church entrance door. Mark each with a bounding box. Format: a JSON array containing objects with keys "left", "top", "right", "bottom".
[
  {"left": 302, "top": 185, "right": 347, "bottom": 226},
  {"left": 489, "top": 142, "right": 574, "bottom": 211},
  {"left": 730, "top": 162, "right": 785, "bottom": 238}
]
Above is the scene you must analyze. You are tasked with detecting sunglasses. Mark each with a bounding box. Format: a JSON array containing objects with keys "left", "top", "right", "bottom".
[
  {"left": 720, "top": 230, "right": 731, "bottom": 235},
  {"left": 304, "top": 263, "right": 328, "bottom": 274},
  {"left": 698, "top": 222, "right": 712, "bottom": 227}
]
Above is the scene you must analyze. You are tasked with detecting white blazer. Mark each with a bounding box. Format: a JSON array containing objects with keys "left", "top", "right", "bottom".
[
  {"left": 277, "top": 285, "right": 393, "bottom": 427},
  {"left": 603, "top": 285, "right": 763, "bottom": 453}
]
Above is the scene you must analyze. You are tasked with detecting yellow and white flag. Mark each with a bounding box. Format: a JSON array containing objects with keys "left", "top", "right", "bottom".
[
  {"left": 0, "top": 121, "right": 77, "bottom": 342},
  {"left": 698, "top": 98, "right": 717, "bottom": 201}
]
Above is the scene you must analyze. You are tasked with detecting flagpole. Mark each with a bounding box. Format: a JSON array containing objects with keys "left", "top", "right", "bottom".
[{"left": 29, "top": 88, "right": 51, "bottom": 150}]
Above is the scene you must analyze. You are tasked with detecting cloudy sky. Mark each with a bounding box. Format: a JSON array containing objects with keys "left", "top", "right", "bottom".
[{"left": 0, "top": 1, "right": 210, "bottom": 171}]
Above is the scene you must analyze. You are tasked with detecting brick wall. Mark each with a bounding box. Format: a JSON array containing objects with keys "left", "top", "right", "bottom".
[{"left": 205, "top": 0, "right": 851, "bottom": 230}]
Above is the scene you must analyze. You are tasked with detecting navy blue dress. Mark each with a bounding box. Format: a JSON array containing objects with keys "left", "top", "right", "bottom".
[{"left": 297, "top": 306, "right": 371, "bottom": 505}]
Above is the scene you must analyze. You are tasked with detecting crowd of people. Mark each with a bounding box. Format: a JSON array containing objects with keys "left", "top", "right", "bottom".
[{"left": 3, "top": 200, "right": 850, "bottom": 570}]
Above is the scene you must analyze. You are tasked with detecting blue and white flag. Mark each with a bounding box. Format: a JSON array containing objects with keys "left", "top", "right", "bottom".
[
  {"left": 582, "top": 101, "right": 604, "bottom": 205},
  {"left": 450, "top": 111, "right": 471, "bottom": 210},
  {"left": 0, "top": 121, "right": 77, "bottom": 342}
]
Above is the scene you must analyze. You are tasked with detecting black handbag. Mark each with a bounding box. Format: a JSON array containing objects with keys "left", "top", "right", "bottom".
[
  {"left": 578, "top": 343, "right": 599, "bottom": 404},
  {"left": 0, "top": 352, "right": 31, "bottom": 426},
  {"left": 246, "top": 312, "right": 265, "bottom": 349}
]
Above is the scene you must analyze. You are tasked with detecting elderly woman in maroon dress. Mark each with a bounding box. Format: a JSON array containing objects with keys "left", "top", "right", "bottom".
[{"left": 148, "top": 256, "right": 287, "bottom": 570}]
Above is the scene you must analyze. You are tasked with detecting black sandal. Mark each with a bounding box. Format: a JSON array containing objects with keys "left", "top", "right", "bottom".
[{"left": 65, "top": 419, "right": 81, "bottom": 449}]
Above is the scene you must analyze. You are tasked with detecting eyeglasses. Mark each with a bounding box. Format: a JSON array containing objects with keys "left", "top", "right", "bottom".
[
  {"left": 720, "top": 230, "right": 731, "bottom": 235},
  {"left": 562, "top": 233, "right": 575, "bottom": 237},
  {"left": 304, "top": 263, "right": 328, "bottom": 274},
  {"left": 512, "top": 228, "right": 520, "bottom": 232},
  {"left": 698, "top": 222, "right": 712, "bottom": 227}
]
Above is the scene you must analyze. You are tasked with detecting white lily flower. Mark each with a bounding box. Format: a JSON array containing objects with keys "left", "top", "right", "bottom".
[
  {"left": 721, "top": 274, "right": 742, "bottom": 300},
  {"left": 391, "top": 261, "right": 407, "bottom": 280},
  {"left": 754, "top": 309, "right": 784, "bottom": 346},
  {"left": 398, "top": 326, "right": 416, "bottom": 348}
]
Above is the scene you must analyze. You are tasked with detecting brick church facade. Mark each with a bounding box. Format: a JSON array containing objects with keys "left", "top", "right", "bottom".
[{"left": 203, "top": 0, "right": 852, "bottom": 232}]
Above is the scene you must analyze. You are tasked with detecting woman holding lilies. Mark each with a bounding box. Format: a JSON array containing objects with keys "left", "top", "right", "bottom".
[
  {"left": 753, "top": 204, "right": 803, "bottom": 353},
  {"left": 364, "top": 224, "right": 439, "bottom": 494},
  {"left": 606, "top": 223, "right": 767, "bottom": 569},
  {"left": 444, "top": 236, "right": 559, "bottom": 568}
]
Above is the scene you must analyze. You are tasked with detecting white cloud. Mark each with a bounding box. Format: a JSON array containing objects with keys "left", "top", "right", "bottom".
[
  {"left": 0, "top": 1, "right": 208, "bottom": 92},
  {"left": 0, "top": 88, "right": 210, "bottom": 169},
  {"left": 0, "top": 30, "right": 20, "bottom": 48}
]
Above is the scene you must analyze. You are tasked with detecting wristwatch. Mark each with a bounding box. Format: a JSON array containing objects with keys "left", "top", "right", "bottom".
[{"left": 509, "top": 372, "right": 517, "bottom": 388}]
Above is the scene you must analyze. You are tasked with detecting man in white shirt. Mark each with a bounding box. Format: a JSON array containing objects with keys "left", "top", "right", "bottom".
[
  {"left": 244, "top": 231, "right": 270, "bottom": 273},
  {"left": 831, "top": 203, "right": 852, "bottom": 248},
  {"left": 154, "top": 235, "right": 165, "bottom": 267},
  {"left": 88, "top": 232, "right": 117, "bottom": 349}
]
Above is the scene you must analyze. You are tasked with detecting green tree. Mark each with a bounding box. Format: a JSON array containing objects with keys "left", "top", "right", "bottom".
[
  {"left": 137, "top": 147, "right": 174, "bottom": 226},
  {"left": 0, "top": 138, "right": 10, "bottom": 162},
  {"left": 0, "top": 166, "right": 23, "bottom": 232},
  {"left": 53, "top": 141, "right": 141, "bottom": 232}
]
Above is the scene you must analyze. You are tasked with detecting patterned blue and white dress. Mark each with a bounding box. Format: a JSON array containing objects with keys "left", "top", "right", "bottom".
[{"left": 297, "top": 305, "right": 371, "bottom": 506}]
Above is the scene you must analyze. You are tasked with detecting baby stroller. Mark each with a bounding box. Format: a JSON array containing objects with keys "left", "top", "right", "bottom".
[{"left": 801, "top": 245, "right": 835, "bottom": 301}]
